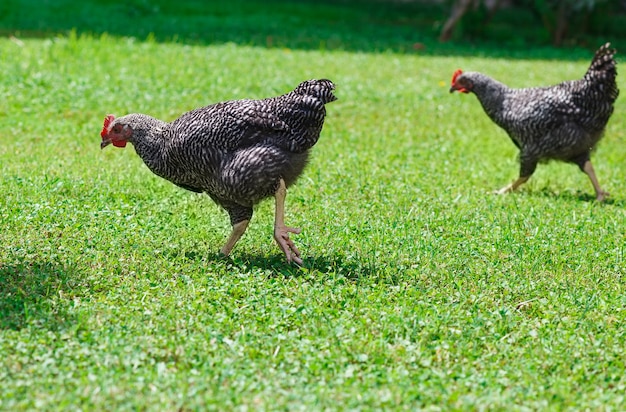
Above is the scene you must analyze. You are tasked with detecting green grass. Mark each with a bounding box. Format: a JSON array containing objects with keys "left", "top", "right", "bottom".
[{"left": 1, "top": 1, "right": 626, "bottom": 410}]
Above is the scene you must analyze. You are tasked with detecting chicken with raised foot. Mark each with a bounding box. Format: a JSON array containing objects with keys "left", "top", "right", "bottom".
[
  {"left": 450, "top": 43, "right": 618, "bottom": 201},
  {"left": 100, "top": 79, "right": 337, "bottom": 264}
]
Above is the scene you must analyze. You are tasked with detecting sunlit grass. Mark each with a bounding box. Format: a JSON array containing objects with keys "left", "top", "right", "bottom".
[{"left": 1, "top": 3, "right": 626, "bottom": 410}]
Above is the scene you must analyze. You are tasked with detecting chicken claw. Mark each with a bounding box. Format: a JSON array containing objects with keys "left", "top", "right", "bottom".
[
  {"left": 595, "top": 191, "right": 610, "bottom": 202},
  {"left": 274, "top": 225, "right": 303, "bottom": 265},
  {"left": 493, "top": 185, "right": 513, "bottom": 195}
]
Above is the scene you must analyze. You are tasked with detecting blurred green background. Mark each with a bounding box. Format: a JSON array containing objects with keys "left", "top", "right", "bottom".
[{"left": 2, "top": 0, "right": 626, "bottom": 55}]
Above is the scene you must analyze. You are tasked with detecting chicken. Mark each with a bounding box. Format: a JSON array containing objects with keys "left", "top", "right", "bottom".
[
  {"left": 450, "top": 43, "right": 618, "bottom": 201},
  {"left": 100, "top": 79, "right": 336, "bottom": 264}
]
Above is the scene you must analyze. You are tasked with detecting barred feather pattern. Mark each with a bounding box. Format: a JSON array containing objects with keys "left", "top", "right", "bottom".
[
  {"left": 108, "top": 79, "right": 336, "bottom": 225},
  {"left": 455, "top": 43, "right": 618, "bottom": 178}
]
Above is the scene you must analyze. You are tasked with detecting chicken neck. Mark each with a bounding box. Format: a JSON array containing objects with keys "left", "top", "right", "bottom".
[
  {"left": 470, "top": 75, "right": 511, "bottom": 127},
  {"left": 127, "top": 115, "right": 170, "bottom": 178}
]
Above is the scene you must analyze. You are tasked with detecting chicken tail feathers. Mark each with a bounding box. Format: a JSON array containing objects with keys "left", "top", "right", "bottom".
[
  {"left": 293, "top": 79, "right": 337, "bottom": 104},
  {"left": 584, "top": 42, "right": 619, "bottom": 102}
]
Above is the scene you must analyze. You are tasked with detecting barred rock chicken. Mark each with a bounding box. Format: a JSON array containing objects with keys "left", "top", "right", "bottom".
[
  {"left": 450, "top": 43, "right": 618, "bottom": 201},
  {"left": 100, "top": 79, "right": 336, "bottom": 264}
]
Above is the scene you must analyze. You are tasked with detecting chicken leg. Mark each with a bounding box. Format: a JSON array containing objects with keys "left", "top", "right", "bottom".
[
  {"left": 274, "top": 178, "right": 303, "bottom": 265},
  {"left": 582, "top": 160, "right": 609, "bottom": 202},
  {"left": 496, "top": 159, "right": 609, "bottom": 201},
  {"left": 495, "top": 154, "right": 536, "bottom": 195},
  {"left": 220, "top": 220, "right": 250, "bottom": 256}
]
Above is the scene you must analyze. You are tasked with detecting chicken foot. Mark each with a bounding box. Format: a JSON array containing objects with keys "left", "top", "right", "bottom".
[
  {"left": 220, "top": 220, "right": 250, "bottom": 257},
  {"left": 582, "top": 160, "right": 609, "bottom": 202},
  {"left": 274, "top": 178, "right": 303, "bottom": 265},
  {"left": 495, "top": 160, "right": 608, "bottom": 201},
  {"left": 494, "top": 176, "right": 529, "bottom": 195}
]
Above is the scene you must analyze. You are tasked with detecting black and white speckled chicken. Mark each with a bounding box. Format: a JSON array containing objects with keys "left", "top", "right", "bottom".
[
  {"left": 450, "top": 43, "right": 618, "bottom": 201},
  {"left": 101, "top": 79, "right": 336, "bottom": 264}
]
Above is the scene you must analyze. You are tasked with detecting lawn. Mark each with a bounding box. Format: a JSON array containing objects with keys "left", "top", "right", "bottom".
[{"left": 1, "top": 0, "right": 625, "bottom": 410}]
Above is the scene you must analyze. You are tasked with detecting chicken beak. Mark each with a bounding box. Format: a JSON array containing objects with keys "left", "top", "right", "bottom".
[
  {"left": 101, "top": 139, "right": 112, "bottom": 149},
  {"left": 450, "top": 85, "right": 469, "bottom": 94}
]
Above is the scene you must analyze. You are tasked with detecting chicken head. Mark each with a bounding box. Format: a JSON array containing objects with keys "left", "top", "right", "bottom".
[
  {"left": 449, "top": 69, "right": 471, "bottom": 93},
  {"left": 100, "top": 114, "right": 129, "bottom": 149}
]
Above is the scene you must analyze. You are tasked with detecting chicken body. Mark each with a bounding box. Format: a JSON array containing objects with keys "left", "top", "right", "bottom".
[
  {"left": 450, "top": 43, "right": 618, "bottom": 201},
  {"left": 101, "top": 79, "right": 336, "bottom": 264}
]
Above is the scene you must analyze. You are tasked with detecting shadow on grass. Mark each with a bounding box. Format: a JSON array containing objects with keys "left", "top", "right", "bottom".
[
  {"left": 526, "top": 187, "right": 626, "bottom": 206},
  {"left": 160, "top": 247, "right": 378, "bottom": 280},
  {"left": 159, "top": 242, "right": 378, "bottom": 280},
  {"left": 0, "top": 261, "right": 80, "bottom": 331},
  {"left": 228, "top": 252, "right": 378, "bottom": 280}
]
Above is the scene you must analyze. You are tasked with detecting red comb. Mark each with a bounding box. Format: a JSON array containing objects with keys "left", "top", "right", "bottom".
[
  {"left": 451, "top": 69, "right": 463, "bottom": 85},
  {"left": 101, "top": 114, "right": 115, "bottom": 138}
]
